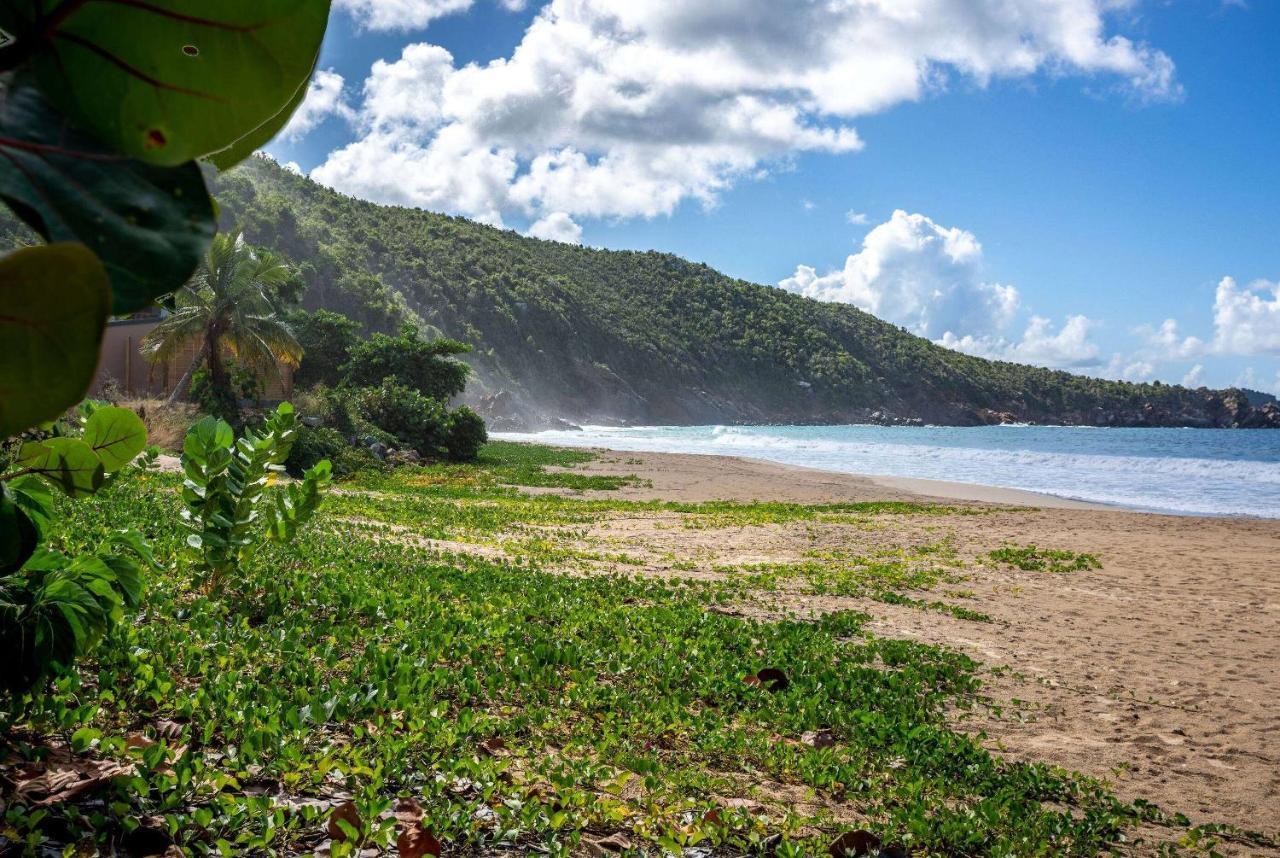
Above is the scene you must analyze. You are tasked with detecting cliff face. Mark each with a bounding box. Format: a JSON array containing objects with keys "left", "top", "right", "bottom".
[{"left": 193, "top": 157, "right": 1277, "bottom": 430}]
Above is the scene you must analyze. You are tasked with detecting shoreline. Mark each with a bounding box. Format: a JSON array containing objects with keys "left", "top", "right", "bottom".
[
  {"left": 541, "top": 444, "right": 1135, "bottom": 513},
  {"left": 493, "top": 427, "right": 1279, "bottom": 519}
]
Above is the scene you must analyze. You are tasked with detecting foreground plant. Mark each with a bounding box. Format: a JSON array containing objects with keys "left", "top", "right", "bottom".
[
  {"left": 180, "top": 403, "right": 331, "bottom": 590},
  {"left": 0, "top": 406, "right": 157, "bottom": 703},
  {"left": 0, "top": 1, "right": 332, "bottom": 439}
]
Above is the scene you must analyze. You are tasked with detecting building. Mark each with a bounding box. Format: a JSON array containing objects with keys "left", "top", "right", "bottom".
[{"left": 93, "top": 315, "right": 294, "bottom": 402}]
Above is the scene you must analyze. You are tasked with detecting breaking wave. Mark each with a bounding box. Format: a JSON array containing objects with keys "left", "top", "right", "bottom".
[{"left": 494, "top": 423, "right": 1280, "bottom": 517}]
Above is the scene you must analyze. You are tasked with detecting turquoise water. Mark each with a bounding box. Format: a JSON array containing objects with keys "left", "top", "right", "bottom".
[{"left": 495, "top": 424, "right": 1280, "bottom": 517}]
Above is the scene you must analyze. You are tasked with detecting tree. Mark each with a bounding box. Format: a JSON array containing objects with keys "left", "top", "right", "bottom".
[
  {"left": 143, "top": 233, "right": 304, "bottom": 407},
  {"left": 289, "top": 309, "right": 361, "bottom": 389},
  {"left": 345, "top": 323, "right": 472, "bottom": 401}
]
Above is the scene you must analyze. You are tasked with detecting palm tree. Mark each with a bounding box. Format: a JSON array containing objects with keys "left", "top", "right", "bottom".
[{"left": 143, "top": 232, "right": 303, "bottom": 405}]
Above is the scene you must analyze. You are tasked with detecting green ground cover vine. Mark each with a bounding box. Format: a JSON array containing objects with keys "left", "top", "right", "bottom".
[{"left": 3, "top": 443, "right": 1263, "bottom": 856}]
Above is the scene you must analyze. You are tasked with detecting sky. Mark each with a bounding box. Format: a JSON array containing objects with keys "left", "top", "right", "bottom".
[{"left": 265, "top": 0, "right": 1280, "bottom": 395}]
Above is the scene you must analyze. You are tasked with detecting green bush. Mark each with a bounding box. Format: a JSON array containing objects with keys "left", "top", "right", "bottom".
[
  {"left": 190, "top": 359, "right": 262, "bottom": 426},
  {"left": 289, "top": 309, "right": 361, "bottom": 389},
  {"left": 444, "top": 405, "right": 488, "bottom": 462},
  {"left": 344, "top": 323, "right": 472, "bottom": 401},
  {"left": 286, "top": 425, "right": 385, "bottom": 480},
  {"left": 355, "top": 379, "right": 452, "bottom": 459},
  {"left": 0, "top": 406, "right": 156, "bottom": 702}
]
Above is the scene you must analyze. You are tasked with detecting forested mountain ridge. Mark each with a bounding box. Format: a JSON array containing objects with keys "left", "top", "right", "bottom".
[{"left": 21, "top": 153, "right": 1278, "bottom": 429}]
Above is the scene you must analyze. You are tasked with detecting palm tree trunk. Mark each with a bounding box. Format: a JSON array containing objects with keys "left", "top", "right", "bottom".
[
  {"left": 167, "top": 338, "right": 210, "bottom": 404},
  {"left": 206, "top": 329, "right": 228, "bottom": 402}
]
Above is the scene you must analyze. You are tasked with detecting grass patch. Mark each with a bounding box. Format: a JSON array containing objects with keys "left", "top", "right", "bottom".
[{"left": 987, "top": 544, "right": 1103, "bottom": 574}]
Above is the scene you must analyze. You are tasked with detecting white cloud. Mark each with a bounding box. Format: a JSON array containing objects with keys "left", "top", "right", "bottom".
[
  {"left": 282, "top": 161, "right": 303, "bottom": 175},
  {"left": 780, "top": 210, "right": 1019, "bottom": 340},
  {"left": 778, "top": 209, "right": 1104, "bottom": 370},
  {"left": 1134, "top": 318, "right": 1206, "bottom": 359},
  {"left": 335, "top": 0, "right": 473, "bottom": 31},
  {"left": 1232, "top": 367, "right": 1279, "bottom": 395},
  {"left": 846, "top": 211, "right": 870, "bottom": 226},
  {"left": 1100, "top": 353, "right": 1156, "bottom": 381},
  {"left": 280, "top": 69, "right": 356, "bottom": 141},
  {"left": 1182, "top": 364, "right": 1205, "bottom": 388},
  {"left": 938, "top": 316, "right": 1101, "bottom": 369},
  {"left": 312, "top": 0, "right": 1178, "bottom": 225},
  {"left": 497, "top": 0, "right": 526, "bottom": 10},
  {"left": 1211, "top": 277, "right": 1280, "bottom": 356},
  {"left": 802, "top": 199, "right": 817, "bottom": 212},
  {"left": 527, "top": 212, "right": 583, "bottom": 244}
]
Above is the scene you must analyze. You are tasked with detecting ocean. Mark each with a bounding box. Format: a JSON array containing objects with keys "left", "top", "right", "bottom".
[{"left": 494, "top": 424, "right": 1280, "bottom": 518}]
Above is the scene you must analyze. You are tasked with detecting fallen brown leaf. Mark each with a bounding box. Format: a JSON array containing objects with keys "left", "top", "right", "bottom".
[{"left": 327, "top": 801, "right": 364, "bottom": 844}]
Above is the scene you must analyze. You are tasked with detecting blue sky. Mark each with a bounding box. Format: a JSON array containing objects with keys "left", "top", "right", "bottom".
[{"left": 265, "top": 0, "right": 1280, "bottom": 394}]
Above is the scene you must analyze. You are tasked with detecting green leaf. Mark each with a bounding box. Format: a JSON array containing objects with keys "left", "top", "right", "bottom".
[
  {"left": 0, "top": 0, "right": 332, "bottom": 167},
  {"left": 82, "top": 406, "right": 148, "bottom": 472},
  {"left": 17, "top": 438, "right": 106, "bottom": 497},
  {"left": 0, "top": 484, "right": 38, "bottom": 574},
  {"left": 207, "top": 58, "right": 315, "bottom": 171},
  {"left": 0, "top": 83, "right": 216, "bottom": 314},
  {"left": 0, "top": 243, "right": 110, "bottom": 438},
  {"left": 8, "top": 475, "right": 54, "bottom": 535}
]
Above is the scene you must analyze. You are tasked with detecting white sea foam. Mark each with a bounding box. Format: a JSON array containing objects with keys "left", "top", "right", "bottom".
[{"left": 494, "top": 424, "right": 1280, "bottom": 517}]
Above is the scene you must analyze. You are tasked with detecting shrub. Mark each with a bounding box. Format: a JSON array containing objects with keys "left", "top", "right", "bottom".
[
  {"left": 444, "top": 406, "right": 488, "bottom": 462},
  {"left": 286, "top": 425, "right": 385, "bottom": 480},
  {"left": 190, "top": 359, "right": 262, "bottom": 426},
  {"left": 355, "top": 380, "right": 452, "bottom": 459},
  {"left": 0, "top": 406, "right": 157, "bottom": 702},
  {"left": 344, "top": 323, "right": 472, "bottom": 401},
  {"left": 289, "top": 309, "right": 361, "bottom": 389}
]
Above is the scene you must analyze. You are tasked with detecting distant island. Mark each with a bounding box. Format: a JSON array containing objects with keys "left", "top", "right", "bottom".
[{"left": 11, "top": 154, "right": 1275, "bottom": 430}]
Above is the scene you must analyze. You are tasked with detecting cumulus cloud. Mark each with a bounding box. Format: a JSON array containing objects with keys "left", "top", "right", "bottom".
[
  {"left": 778, "top": 210, "right": 1104, "bottom": 370},
  {"left": 938, "top": 316, "right": 1102, "bottom": 369},
  {"left": 780, "top": 210, "right": 1020, "bottom": 340},
  {"left": 846, "top": 211, "right": 871, "bottom": 226},
  {"left": 1211, "top": 276, "right": 1280, "bottom": 355},
  {"left": 312, "top": 0, "right": 1178, "bottom": 226},
  {"left": 527, "top": 212, "right": 583, "bottom": 244},
  {"left": 1182, "top": 364, "right": 1205, "bottom": 387},
  {"left": 335, "top": 0, "right": 473, "bottom": 30},
  {"left": 1133, "top": 318, "right": 1207, "bottom": 360},
  {"left": 280, "top": 70, "right": 356, "bottom": 141}
]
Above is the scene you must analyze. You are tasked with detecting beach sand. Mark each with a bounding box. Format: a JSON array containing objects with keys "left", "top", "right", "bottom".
[{"left": 548, "top": 449, "right": 1280, "bottom": 848}]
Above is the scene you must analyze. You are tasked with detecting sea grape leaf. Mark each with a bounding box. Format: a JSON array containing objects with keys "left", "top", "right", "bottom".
[
  {"left": 82, "top": 406, "right": 147, "bottom": 472},
  {"left": 0, "top": 0, "right": 332, "bottom": 167},
  {"left": 207, "top": 58, "right": 315, "bottom": 171},
  {"left": 0, "top": 485, "right": 38, "bottom": 574},
  {"left": 0, "top": 82, "right": 214, "bottom": 314},
  {"left": 7, "top": 475, "right": 53, "bottom": 538},
  {"left": 0, "top": 243, "right": 110, "bottom": 438},
  {"left": 17, "top": 437, "right": 106, "bottom": 497}
]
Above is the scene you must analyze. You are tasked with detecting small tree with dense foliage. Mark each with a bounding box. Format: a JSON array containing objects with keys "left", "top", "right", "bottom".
[
  {"left": 289, "top": 309, "right": 362, "bottom": 388},
  {"left": 345, "top": 323, "right": 472, "bottom": 401}
]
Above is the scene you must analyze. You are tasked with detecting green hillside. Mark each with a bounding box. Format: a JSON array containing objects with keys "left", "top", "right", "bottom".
[
  {"left": 207, "top": 157, "right": 1280, "bottom": 429},
  {"left": 10, "top": 153, "right": 1269, "bottom": 429}
]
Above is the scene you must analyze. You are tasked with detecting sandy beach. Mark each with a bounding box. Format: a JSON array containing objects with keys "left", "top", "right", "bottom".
[{"left": 538, "top": 448, "right": 1280, "bottom": 847}]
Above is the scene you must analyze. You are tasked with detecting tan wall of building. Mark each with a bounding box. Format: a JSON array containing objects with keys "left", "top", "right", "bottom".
[{"left": 93, "top": 319, "right": 294, "bottom": 402}]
